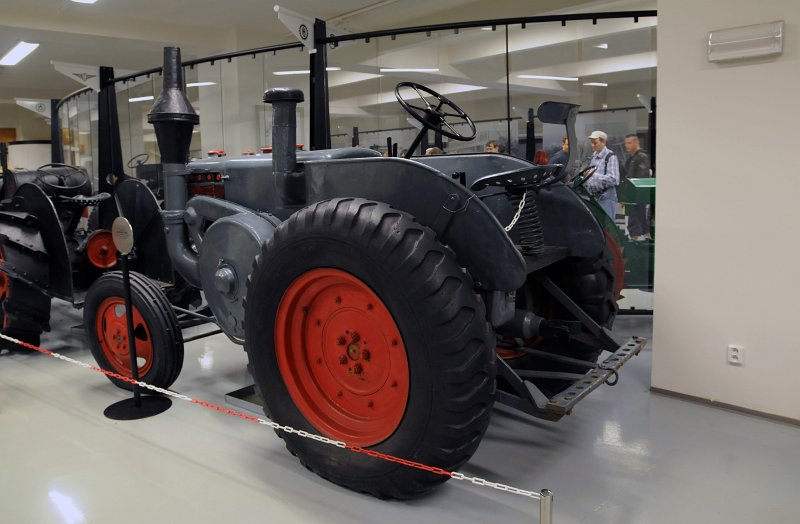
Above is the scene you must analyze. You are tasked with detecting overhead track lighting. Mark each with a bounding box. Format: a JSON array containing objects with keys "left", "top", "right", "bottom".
[
  {"left": 583, "top": 82, "right": 608, "bottom": 87},
  {"left": 0, "top": 41, "right": 39, "bottom": 66}
]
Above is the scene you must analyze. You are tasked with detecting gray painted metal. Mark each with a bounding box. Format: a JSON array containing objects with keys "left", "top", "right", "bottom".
[{"left": 198, "top": 212, "right": 276, "bottom": 343}]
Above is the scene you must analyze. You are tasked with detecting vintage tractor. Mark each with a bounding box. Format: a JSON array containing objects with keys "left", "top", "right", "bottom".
[
  {"left": 0, "top": 154, "right": 193, "bottom": 359},
  {"left": 79, "top": 47, "right": 644, "bottom": 499}
]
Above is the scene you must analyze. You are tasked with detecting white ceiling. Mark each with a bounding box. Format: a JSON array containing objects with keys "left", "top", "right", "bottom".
[{"left": 0, "top": 0, "right": 655, "bottom": 103}]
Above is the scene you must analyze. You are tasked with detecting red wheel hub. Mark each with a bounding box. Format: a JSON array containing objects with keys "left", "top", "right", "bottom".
[
  {"left": 275, "top": 268, "right": 409, "bottom": 447},
  {"left": 0, "top": 248, "right": 7, "bottom": 328},
  {"left": 86, "top": 230, "right": 117, "bottom": 269},
  {"left": 604, "top": 227, "right": 626, "bottom": 301},
  {"left": 95, "top": 297, "right": 153, "bottom": 377},
  {"left": 0, "top": 248, "right": 7, "bottom": 301}
]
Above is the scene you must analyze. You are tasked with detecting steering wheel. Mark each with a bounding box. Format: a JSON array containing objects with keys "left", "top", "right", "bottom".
[
  {"left": 36, "top": 163, "right": 90, "bottom": 191},
  {"left": 395, "top": 82, "right": 476, "bottom": 157},
  {"left": 570, "top": 166, "right": 598, "bottom": 191},
  {"left": 126, "top": 153, "right": 150, "bottom": 169}
]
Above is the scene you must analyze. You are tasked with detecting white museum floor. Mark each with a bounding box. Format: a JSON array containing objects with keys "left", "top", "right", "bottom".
[{"left": 1, "top": 298, "right": 798, "bottom": 524}]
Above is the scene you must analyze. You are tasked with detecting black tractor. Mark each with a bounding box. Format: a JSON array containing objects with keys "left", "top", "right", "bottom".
[{"left": 78, "top": 47, "right": 644, "bottom": 499}]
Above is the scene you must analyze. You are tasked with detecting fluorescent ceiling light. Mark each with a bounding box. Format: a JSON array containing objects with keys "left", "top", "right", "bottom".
[
  {"left": 129, "top": 95, "right": 154, "bottom": 102},
  {"left": 0, "top": 41, "right": 39, "bottom": 66},
  {"left": 71, "top": 0, "right": 98, "bottom": 3},
  {"left": 593, "top": 43, "right": 609, "bottom": 49},
  {"left": 379, "top": 68, "right": 439, "bottom": 73},
  {"left": 583, "top": 82, "right": 608, "bottom": 87},
  {"left": 186, "top": 81, "right": 216, "bottom": 87},
  {"left": 273, "top": 67, "right": 341, "bottom": 75},
  {"left": 518, "top": 74, "right": 578, "bottom": 81},
  {"left": 480, "top": 27, "right": 494, "bottom": 31}
]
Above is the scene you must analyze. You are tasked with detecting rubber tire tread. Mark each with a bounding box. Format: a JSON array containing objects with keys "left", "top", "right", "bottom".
[
  {"left": 0, "top": 245, "right": 50, "bottom": 350},
  {"left": 83, "top": 271, "right": 183, "bottom": 390},
  {"left": 244, "top": 198, "right": 495, "bottom": 499}
]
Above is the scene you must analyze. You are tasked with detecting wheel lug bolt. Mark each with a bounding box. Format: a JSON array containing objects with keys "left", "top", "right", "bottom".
[
  {"left": 351, "top": 332, "right": 360, "bottom": 343},
  {"left": 362, "top": 349, "right": 370, "bottom": 361},
  {"left": 353, "top": 363, "right": 363, "bottom": 374},
  {"left": 339, "top": 355, "right": 347, "bottom": 365},
  {"left": 337, "top": 337, "right": 346, "bottom": 345}
]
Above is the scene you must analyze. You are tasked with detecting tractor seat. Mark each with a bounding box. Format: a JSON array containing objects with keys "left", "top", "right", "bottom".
[{"left": 58, "top": 192, "right": 111, "bottom": 208}]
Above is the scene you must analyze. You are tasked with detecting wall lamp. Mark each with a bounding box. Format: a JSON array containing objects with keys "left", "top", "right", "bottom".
[{"left": 708, "top": 21, "right": 784, "bottom": 62}]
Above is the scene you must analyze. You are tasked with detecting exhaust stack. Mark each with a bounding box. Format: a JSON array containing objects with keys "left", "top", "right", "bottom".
[
  {"left": 263, "top": 87, "right": 305, "bottom": 204},
  {"left": 148, "top": 47, "right": 201, "bottom": 287}
]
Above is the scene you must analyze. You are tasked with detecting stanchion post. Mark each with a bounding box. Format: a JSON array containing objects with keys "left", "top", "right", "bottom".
[
  {"left": 539, "top": 489, "right": 553, "bottom": 524},
  {"left": 103, "top": 216, "right": 171, "bottom": 420},
  {"left": 118, "top": 251, "right": 141, "bottom": 407}
]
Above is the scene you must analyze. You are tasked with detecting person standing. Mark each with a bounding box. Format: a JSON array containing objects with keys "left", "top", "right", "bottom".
[
  {"left": 622, "top": 134, "right": 652, "bottom": 239},
  {"left": 550, "top": 136, "right": 569, "bottom": 165},
  {"left": 585, "top": 130, "right": 620, "bottom": 219}
]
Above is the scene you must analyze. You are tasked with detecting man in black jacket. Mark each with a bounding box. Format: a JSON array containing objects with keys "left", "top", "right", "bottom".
[{"left": 622, "top": 134, "right": 652, "bottom": 239}]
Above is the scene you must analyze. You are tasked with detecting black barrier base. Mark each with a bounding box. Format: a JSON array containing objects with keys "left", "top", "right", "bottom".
[{"left": 104, "top": 395, "right": 172, "bottom": 420}]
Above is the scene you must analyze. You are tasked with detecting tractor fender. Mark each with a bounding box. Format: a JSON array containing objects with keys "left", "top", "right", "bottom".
[
  {"left": 304, "top": 157, "right": 526, "bottom": 292},
  {"left": 0, "top": 183, "right": 72, "bottom": 300}
]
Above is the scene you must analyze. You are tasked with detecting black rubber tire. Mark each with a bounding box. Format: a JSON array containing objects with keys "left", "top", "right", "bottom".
[
  {"left": 506, "top": 247, "right": 618, "bottom": 395},
  {"left": 0, "top": 246, "right": 50, "bottom": 351},
  {"left": 84, "top": 271, "right": 183, "bottom": 390},
  {"left": 244, "top": 198, "right": 495, "bottom": 499}
]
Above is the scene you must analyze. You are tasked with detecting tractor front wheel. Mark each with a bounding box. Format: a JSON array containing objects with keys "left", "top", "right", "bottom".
[
  {"left": 84, "top": 271, "right": 183, "bottom": 390},
  {"left": 244, "top": 198, "right": 495, "bottom": 499}
]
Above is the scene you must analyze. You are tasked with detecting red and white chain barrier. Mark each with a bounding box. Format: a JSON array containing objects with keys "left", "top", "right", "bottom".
[{"left": 1, "top": 333, "right": 554, "bottom": 523}]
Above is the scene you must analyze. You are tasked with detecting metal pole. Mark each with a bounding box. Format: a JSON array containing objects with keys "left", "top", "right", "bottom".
[
  {"left": 539, "top": 489, "right": 553, "bottom": 524},
  {"left": 119, "top": 252, "right": 142, "bottom": 407}
]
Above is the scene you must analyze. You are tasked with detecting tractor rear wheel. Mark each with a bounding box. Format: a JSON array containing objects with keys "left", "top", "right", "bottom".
[
  {"left": 84, "top": 271, "right": 183, "bottom": 390},
  {"left": 504, "top": 247, "right": 618, "bottom": 395},
  {"left": 244, "top": 198, "right": 495, "bottom": 499},
  {"left": 0, "top": 245, "right": 50, "bottom": 351}
]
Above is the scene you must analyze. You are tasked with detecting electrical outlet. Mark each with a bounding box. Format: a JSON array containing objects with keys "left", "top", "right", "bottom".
[{"left": 727, "top": 344, "right": 744, "bottom": 365}]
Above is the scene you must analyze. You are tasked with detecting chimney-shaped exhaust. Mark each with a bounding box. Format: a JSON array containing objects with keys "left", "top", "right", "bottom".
[
  {"left": 148, "top": 47, "right": 201, "bottom": 288},
  {"left": 263, "top": 87, "right": 305, "bottom": 204},
  {"left": 147, "top": 47, "right": 198, "bottom": 165}
]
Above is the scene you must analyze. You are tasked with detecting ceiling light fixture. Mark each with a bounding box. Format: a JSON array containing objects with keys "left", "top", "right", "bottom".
[
  {"left": 186, "top": 82, "right": 216, "bottom": 87},
  {"left": 273, "top": 67, "right": 341, "bottom": 75},
  {"left": 593, "top": 43, "right": 609, "bottom": 49},
  {"left": 0, "top": 41, "right": 39, "bottom": 66},
  {"left": 70, "top": 0, "right": 98, "bottom": 4},
  {"left": 379, "top": 68, "right": 439, "bottom": 73},
  {"left": 583, "top": 82, "right": 608, "bottom": 87},
  {"left": 129, "top": 95, "right": 155, "bottom": 103},
  {"left": 518, "top": 74, "right": 578, "bottom": 81}
]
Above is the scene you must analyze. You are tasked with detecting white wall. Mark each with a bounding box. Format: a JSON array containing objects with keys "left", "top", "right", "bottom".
[{"left": 653, "top": 0, "right": 800, "bottom": 420}]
